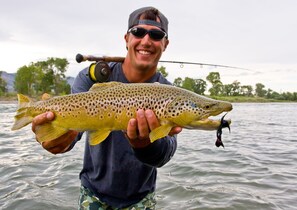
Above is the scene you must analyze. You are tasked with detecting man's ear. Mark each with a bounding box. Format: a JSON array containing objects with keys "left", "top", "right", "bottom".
[
  {"left": 124, "top": 34, "right": 129, "bottom": 50},
  {"left": 163, "top": 39, "right": 169, "bottom": 52}
]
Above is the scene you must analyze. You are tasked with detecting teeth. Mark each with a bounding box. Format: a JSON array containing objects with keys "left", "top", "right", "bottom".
[{"left": 139, "top": 50, "right": 150, "bottom": 55}]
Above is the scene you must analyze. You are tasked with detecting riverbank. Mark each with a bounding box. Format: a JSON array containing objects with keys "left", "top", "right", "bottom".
[
  {"left": 209, "top": 95, "right": 287, "bottom": 103},
  {"left": 0, "top": 95, "right": 17, "bottom": 103}
]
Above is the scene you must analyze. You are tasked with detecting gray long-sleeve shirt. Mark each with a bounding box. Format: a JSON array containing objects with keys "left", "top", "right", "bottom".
[{"left": 71, "top": 62, "right": 177, "bottom": 208}]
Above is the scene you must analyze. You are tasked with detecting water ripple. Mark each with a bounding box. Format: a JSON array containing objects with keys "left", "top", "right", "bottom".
[{"left": 1, "top": 103, "right": 297, "bottom": 209}]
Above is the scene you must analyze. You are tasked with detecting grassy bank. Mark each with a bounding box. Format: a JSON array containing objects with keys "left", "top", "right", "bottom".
[
  {"left": 0, "top": 93, "right": 18, "bottom": 102},
  {"left": 210, "top": 95, "right": 285, "bottom": 103}
]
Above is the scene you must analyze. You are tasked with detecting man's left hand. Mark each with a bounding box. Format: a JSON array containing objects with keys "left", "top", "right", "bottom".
[{"left": 126, "top": 109, "right": 182, "bottom": 148}]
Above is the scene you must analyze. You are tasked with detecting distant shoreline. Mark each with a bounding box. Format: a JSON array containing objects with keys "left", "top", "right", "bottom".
[
  {"left": 210, "top": 95, "right": 297, "bottom": 103},
  {"left": 0, "top": 99, "right": 17, "bottom": 104}
]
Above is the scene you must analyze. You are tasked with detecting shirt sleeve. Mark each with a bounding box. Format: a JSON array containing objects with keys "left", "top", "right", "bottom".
[
  {"left": 132, "top": 135, "right": 177, "bottom": 168},
  {"left": 71, "top": 67, "right": 94, "bottom": 94}
]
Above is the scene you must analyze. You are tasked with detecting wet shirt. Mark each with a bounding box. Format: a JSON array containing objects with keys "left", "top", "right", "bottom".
[{"left": 71, "top": 62, "right": 177, "bottom": 208}]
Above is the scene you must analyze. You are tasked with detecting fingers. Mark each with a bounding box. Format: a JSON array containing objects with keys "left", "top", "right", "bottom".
[
  {"left": 144, "top": 109, "right": 160, "bottom": 131},
  {"left": 32, "top": 111, "right": 78, "bottom": 154},
  {"left": 126, "top": 109, "right": 159, "bottom": 148},
  {"left": 41, "top": 130, "right": 78, "bottom": 154},
  {"left": 168, "top": 126, "right": 183, "bottom": 136},
  {"left": 126, "top": 118, "right": 138, "bottom": 140},
  {"left": 136, "top": 109, "right": 150, "bottom": 139},
  {"left": 32, "top": 112, "right": 55, "bottom": 133},
  {"left": 126, "top": 109, "right": 183, "bottom": 148},
  {"left": 127, "top": 109, "right": 160, "bottom": 140}
]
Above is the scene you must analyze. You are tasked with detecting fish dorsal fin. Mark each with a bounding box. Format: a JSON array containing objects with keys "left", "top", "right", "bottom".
[
  {"left": 89, "top": 82, "right": 123, "bottom": 92},
  {"left": 17, "top": 94, "right": 33, "bottom": 109},
  {"left": 41, "top": 93, "right": 52, "bottom": 101}
]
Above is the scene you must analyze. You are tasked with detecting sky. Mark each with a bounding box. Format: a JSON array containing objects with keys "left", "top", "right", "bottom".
[{"left": 1, "top": 0, "right": 297, "bottom": 92}]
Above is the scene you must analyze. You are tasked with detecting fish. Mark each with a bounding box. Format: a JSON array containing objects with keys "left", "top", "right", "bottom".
[{"left": 11, "top": 82, "right": 232, "bottom": 146}]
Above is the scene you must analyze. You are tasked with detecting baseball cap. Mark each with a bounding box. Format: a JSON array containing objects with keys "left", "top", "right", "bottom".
[{"left": 128, "top": 6, "right": 169, "bottom": 35}]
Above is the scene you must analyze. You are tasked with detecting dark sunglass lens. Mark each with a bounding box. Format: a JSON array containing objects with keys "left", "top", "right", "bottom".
[
  {"left": 149, "top": 30, "right": 166, "bottom": 40},
  {"left": 131, "top": 27, "right": 147, "bottom": 38}
]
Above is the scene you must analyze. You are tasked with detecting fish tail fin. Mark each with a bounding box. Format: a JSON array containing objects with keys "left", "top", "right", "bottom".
[{"left": 11, "top": 94, "right": 34, "bottom": 130}]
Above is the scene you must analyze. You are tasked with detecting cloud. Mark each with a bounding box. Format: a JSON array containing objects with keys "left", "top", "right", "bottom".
[
  {"left": 0, "top": 0, "right": 297, "bottom": 92},
  {"left": 0, "top": 30, "right": 12, "bottom": 41}
]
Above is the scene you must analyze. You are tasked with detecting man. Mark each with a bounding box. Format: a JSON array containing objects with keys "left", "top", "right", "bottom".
[{"left": 32, "top": 6, "right": 182, "bottom": 209}]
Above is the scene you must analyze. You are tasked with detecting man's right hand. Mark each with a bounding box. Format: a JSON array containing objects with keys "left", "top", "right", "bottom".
[{"left": 32, "top": 112, "right": 78, "bottom": 154}]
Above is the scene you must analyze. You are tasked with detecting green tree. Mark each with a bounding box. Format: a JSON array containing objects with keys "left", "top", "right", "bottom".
[
  {"left": 206, "top": 72, "right": 223, "bottom": 96},
  {"left": 293, "top": 92, "right": 297, "bottom": 101},
  {"left": 240, "top": 85, "right": 253, "bottom": 96},
  {"left": 157, "top": 66, "right": 168, "bottom": 78},
  {"left": 35, "top": 57, "right": 70, "bottom": 95},
  {"left": 14, "top": 64, "right": 42, "bottom": 96},
  {"left": 206, "top": 72, "right": 221, "bottom": 84},
  {"left": 266, "top": 88, "right": 273, "bottom": 99},
  {"left": 231, "top": 80, "right": 241, "bottom": 96},
  {"left": 40, "top": 69, "right": 55, "bottom": 93},
  {"left": 177, "top": 77, "right": 207, "bottom": 95},
  {"left": 209, "top": 82, "right": 223, "bottom": 96},
  {"left": 182, "top": 77, "right": 195, "bottom": 92},
  {"left": 173, "top": 77, "right": 183, "bottom": 87},
  {"left": 222, "top": 84, "right": 233, "bottom": 96},
  {"left": 221, "top": 80, "right": 240, "bottom": 96},
  {"left": 255, "top": 83, "right": 267, "bottom": 97},
  {"left": 192, "top": 78, "right": 207, "bottom": 95},
  {"left": 0, "top": 71, "right": 7, "bottom": 95}
]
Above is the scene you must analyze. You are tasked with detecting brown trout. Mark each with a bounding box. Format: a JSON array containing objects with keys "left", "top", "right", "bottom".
[{"left": 11, "top": 82, "right": 232, "bottom": 145}]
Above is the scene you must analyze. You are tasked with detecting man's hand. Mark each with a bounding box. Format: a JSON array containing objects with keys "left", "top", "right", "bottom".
[
  {"left": 32, "top": 112, "right": 78, "bottom": 154},
  {"left": 126, "top": 109, "right": 182, "bottom": 148}
]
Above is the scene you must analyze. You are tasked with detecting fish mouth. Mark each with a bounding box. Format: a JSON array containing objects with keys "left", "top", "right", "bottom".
[
  {"left": 186, "top": 115, "right": 231, "bottom": 130},
  {"left": 210, "top": 102, "right": 233, "bottom": 116},
  {"left": 201, "top": 111, "right": 230, "bottom": 121},
  {"left": 225, "top": 103, "right": 233, "bottom": 112}
]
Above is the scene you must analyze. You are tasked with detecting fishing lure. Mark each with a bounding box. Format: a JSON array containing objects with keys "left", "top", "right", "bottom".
[{"left": 215, "top": 113, "right": 231, "bottom": 148}]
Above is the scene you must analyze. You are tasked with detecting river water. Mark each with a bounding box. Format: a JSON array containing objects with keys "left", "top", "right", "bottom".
[{"left": 0, "top": 103, "right": 296, "bottom": 210}]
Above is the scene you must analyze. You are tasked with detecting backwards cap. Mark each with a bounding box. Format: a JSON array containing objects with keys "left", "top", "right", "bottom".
[{"left": 128, "top": 6, "right": 169, "bottom": 35}]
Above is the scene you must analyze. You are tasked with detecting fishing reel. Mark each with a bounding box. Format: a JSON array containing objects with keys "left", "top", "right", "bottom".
[
  {"left": 88, "top": 61, "right": 111, "bottom": 83},
  {"left": 76, "top": 53, "right": 125, "bottom": 83}
]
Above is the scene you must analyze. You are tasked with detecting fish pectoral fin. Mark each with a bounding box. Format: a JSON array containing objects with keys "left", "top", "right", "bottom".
[
  {"left": 149, "top": 124, "right": 173, "bottom": 143},
  {"left": 89, "top": 130, "right": 111, "bottom": 145},
  {"left": 35, "top": 123, "right": 68, "bottom": 143}
]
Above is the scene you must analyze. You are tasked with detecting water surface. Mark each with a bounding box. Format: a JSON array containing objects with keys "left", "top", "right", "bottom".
[{"left": 1, "top": 103, "right": 296, "bottom": 209}]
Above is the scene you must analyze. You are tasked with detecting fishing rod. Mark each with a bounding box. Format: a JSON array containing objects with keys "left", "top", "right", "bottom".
[
  {"left": 158, "top": 60, "right": 252, "bottom": 71},
  {"left": 76, "top": 53, "right": 249, "bottom": 70},
  {"left": 75, "top": 53, "right": 251, "bottom": 82}
]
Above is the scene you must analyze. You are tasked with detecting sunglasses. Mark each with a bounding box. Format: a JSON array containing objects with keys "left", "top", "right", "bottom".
[{"left": 128, "top": 27, "right": 167, "bottom": 41}]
